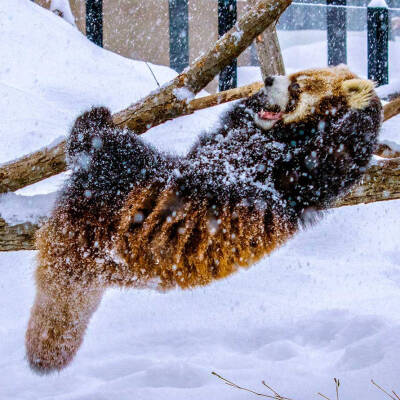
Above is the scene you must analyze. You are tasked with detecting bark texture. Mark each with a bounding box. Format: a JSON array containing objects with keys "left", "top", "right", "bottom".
[
  {"left": 334, "top": 157, "right": 400, "bottom": 207},
  {"left": 0, "top": 218, "right": 37, "bottom": 251},
  {"left": 383, "top": 96, "right": 400, "bottom": 122},
  {"left": 0, "top": 142, "right": 66, "bottom": 194},
  {"left": 249, "top": 0, "right": 285, "bottom": 78},
  {"left": 375, "top": 143, "right": 400, "bottom": 159},
  {"left": 189, "top": 82, "right": 263, "bottom": 111},
  {"left": 255, "top": 26, "right": 286, "bottom": 77}
]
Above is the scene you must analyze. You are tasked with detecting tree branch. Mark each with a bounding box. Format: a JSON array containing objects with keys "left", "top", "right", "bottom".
[
  {"left": 334, "top": 157, "right": 400, "bottom": 208},
  {"left": 0, "top": 0, "right": 291, "bottom": 194},
  {"left": 249, "top": 0, "right": 285, "bottom": 78},
  {"left": 1, "top": 155, "right": 400, "bottom": 251},
  {"left": 255, "top": 25, "right": 286, "bottom": 77},
  {"left": 0, "top": 142, "right": 67, "bottom": 194},
  {"left": 189, "top": 82, "right": 264, "bottom": 111},
  {"left": 375, "top": 142, "right": 400, "bottom": 159},
  {"left": 0, "top": 218, "right": 37, "bottom": 251},
  {"left": 383, "top": 96, "right": 400, "bottom": 122}
]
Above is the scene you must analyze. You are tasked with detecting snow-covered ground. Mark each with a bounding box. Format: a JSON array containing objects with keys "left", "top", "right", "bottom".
[{"left": 1, "top": 1, "right": 400, "bottom": 399}]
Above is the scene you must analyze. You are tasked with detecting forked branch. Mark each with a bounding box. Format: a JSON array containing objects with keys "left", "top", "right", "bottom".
[
  {"left": 0, "top": 98, "right": 399, "bottom": 250},
  {"left": 0, "top": 0, "right": 291, "bottom": 194}
]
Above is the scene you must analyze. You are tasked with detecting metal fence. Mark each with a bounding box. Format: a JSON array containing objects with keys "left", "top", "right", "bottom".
[{"left": 84, "top": 0, "right": 399, "bottom": 88}]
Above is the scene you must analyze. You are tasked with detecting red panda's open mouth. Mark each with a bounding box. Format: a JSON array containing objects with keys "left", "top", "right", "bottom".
[{"left": 258, "top": 110, "right": 283, "bottom": 120}]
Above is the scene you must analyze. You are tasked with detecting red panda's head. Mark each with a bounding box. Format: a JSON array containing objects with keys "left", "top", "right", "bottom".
[{"left": 253, "top": 65, "right": 378, "bottom": 131}]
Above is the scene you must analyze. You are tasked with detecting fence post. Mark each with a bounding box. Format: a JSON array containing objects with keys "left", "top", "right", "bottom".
[
  {"left": 368, "top": 0, "right": 389, "bottom": 86},
  {"left": 86, "top": 0, "right": 103, "bottom": 47},
  {"left": 169, "top": 0, "right": 189, "bottom": 73},
  {"left": 218, "top": 0, "right": 237, "bottom": 91},
  {"left": 327, "top": 0, "right": 347, "bottom": 66}
]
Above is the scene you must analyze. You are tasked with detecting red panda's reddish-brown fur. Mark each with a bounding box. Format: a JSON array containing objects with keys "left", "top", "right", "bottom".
[{"left": 26, "top": 66, "right": 382, "bottom": 374}]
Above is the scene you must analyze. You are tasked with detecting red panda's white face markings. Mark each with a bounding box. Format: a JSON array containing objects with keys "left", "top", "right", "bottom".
[
  {"left": 254, "top": 75, "right": 290, "bottom": 130},
  {"left": 253, "top": 66, "right": 376, "bottom": 131}
]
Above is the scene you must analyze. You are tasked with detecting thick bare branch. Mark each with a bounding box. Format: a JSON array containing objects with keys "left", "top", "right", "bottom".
[
  {"left": 0, "top": 142, "right": 66, "bottom": 194},
  {"left": 249, "top": 0, "right": 285, "bottom": 78},
  {"left": 0, "top": 218, "right": 37, "bottom": 251},
  {"left": 334, "top": 157, "right": 400, "bottom": 207},
  {"left": 255, "top": 26, "right": 286, "bottom": 77},
  {"left": 189, "top": 82, "right": 263, "bottom": 111},
  {"left": 375, "top": 143, "right": 400, "bottom": 159},
  {"left": 1, "top": 155, "right": 400, "bottom": 251},
  {"left": 383, "top": 96, "right": 400, "bottom": 122}
]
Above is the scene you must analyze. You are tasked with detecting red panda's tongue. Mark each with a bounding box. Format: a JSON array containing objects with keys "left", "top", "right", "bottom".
[{"left": 258, "top": 110, "right": 283, "bottom": 120}]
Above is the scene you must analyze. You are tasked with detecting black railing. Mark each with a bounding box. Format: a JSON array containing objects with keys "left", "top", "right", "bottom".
[
  {"left": 86, "top": 0, "right": 102, "bottom": 47},
  {"left": 218, "top": 0, "right": 238, "bottom": 90},
  {"left": 169, "top": 0, "right": 189, "bottom": 73},
  {"left": 368, "top": 1, "right": 389, "bottom": 85},
  {"left": 327, "top": 0, "right": 347, "bottom": 65},
  {"left": 84, "top": 0, "right": 393, "bottom": 88}
]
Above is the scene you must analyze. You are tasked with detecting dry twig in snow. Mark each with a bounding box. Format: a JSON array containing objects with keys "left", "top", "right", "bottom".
[
  {"left": 212, "top": 371, "right": 294, "bottom": 400},
  {"left": 372, "top": 379, "right": 400, "bottom": 400},
  {"left": 213, "top": 374, "right": 400, "bottom": 400}
]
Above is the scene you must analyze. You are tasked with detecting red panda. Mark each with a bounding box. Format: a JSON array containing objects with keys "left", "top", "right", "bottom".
[{"left": 26, "top": 66, "right": 381, "bottom": 373}]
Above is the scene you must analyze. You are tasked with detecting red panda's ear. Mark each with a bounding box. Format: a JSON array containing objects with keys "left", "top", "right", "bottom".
[{"left": 342, "top": 79, "right": 375, "bottom": 110}]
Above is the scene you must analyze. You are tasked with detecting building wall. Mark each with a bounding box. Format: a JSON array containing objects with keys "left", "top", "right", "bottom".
[
  {"left": 70, "top": 0, "right": 86, "bottom": 33},
  {"left": 33, "top": 0, "right": 253, "bottom": 71},
  {"left": 103, "top": 0, "right": 170, "bottom": 65}
]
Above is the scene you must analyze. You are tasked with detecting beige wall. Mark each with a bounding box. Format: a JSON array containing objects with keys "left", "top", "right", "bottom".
[
  {"left": 189, "top": 0, "right": 217, "bottom": 65},
  {"left": 188, "top": 0, "right": 251, "bottom": 66},
  {"left": 70, "top": 0, "right": 86, "bottom": 34},
  {"left": 34, "top": 0, "right": 256, "bottom": 91},
  {"left": 103, "top": 0, "right": 170, "bottom": 65}
]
